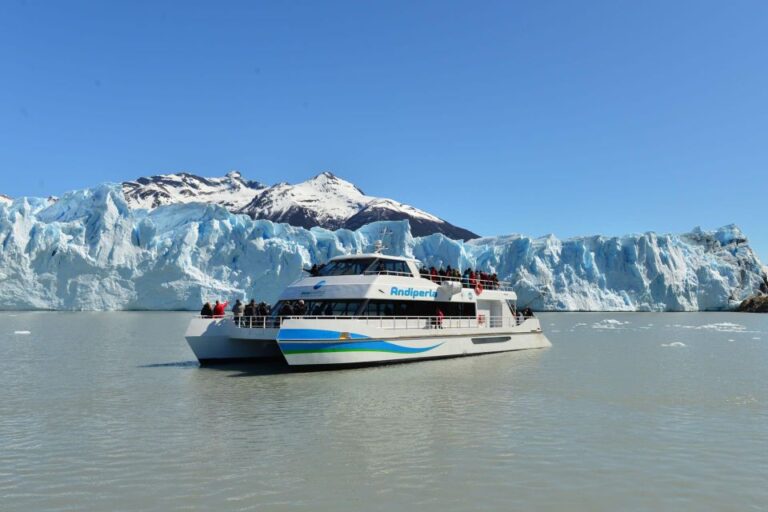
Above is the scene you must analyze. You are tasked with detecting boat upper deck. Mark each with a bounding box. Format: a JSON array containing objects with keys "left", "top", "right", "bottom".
[{"left": 308, "top": 253, "right": 514, "bottom": 292}]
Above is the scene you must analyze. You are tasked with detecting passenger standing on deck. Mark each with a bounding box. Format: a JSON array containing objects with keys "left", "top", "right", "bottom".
[
  {"left": 200, "top": 302, "right": 213, "bottom": 318},
  {"left": 295, "top": 300, "right": 307, "bottom": 316},
  {"left": 213, "top": 300, "right": 228, "bottom": 318},
  {"left": 232, "top": 299, "right": 244, "bottom": 326},
  {"left": 436, "top": 307, "right": 445, "bottom": 329},
  {"left": 278, "top": 301, "right": 294, "bottom": 326},
  {"left": 279, "top": 301, "right": 294, "bottom": 317},
  {"left": 244, "top": 299, "right": 255, "bottom": 317},
  {"left": 257, "top": 302, "right": 269, "bottom": 326},
  {"left": 243, "top": 299, "right": 255, "bottom": 327}
]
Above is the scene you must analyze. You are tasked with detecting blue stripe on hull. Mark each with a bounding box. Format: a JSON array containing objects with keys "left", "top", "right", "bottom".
[
  {"left": 277, "top": 329, "right": 370, "bottom": 341},
  {"left": 279, "top": 340, "right": 443, "bottom": 354}
]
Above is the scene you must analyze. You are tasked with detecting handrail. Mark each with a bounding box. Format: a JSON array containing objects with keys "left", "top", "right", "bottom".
[
  {"left": 418, "top": 274, "right": 512, "bottom": 292},
  {"left": 201, "top": 314, "right": 534, "bottom": 330}
]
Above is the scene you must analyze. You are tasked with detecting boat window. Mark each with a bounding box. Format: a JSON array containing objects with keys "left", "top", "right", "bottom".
[
  {"left": 272, "top": 300, "right": 365, "bottom": 316},
  {"left": 318, "top": 258, "right": 376, "bottom": 276},
  {"left": 369, "top": 259, "right": 411, "bottom": 276},
  {"left": 363, "top": 300, "right": 476, "bottom": 317},
  {"left": 305, "top": 300, "right": 364, "bottom": 316},
  {"left": 271, "top": 299, "right": 475, "bottom": 318}
]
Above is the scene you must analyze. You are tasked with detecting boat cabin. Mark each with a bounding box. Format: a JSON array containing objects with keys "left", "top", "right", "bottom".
[{"left": 271, "top": 254, "right": 520, "bottom": 327}]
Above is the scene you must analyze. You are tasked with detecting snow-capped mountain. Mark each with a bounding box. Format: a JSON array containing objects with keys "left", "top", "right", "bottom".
[
  {"left": 343, "top": 197, "right": 477, "bottom": 240},
  {"left": 236, "top": 172, "right": 368, "bottom": 228},
  {"left": 0, "top": 194, "right": 12, "bottom": 205},
  {"left": 123, "top": 171, "right": 265, "bottom": 211},
  {"left": 0, "top": 183, "right": 765, "bottom": 311},
  {"left": 123, "top": 170, "right": 479, "bottom": 240}
]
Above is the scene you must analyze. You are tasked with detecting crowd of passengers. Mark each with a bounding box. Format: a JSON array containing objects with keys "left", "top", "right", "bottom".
[
  {"left": 201, "top": 298, "right": 535, "bottom": 329},
  {"left": 200, "top": 299, "right": 272, "bottom": 320},
  {"left": 200, "top": 298, "right": 310, "bottom": 326},
  {"left": 307, "top": 261, "right": 503, "bottom": 290},
  {"left": 420, "top": 266, "right": 501, "bottom": 290}
]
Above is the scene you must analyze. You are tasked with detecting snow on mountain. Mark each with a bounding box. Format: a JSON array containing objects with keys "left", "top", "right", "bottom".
[
  {"left": 123, "top": 170, "right": 479, "bottom": 240},
  {"left": 238, "top": 171, "right": 479, "bottom": 240},
  {"left": 343, "top": 198, "right": 478, "bottom": 240},
  {"left": 237, "top": 171, "right": 369, "bottom": 228},
  {"left": 0, "top": 183, "right": 765, "bottom": 311},
  {"left": 0, "top": 194, "right": 12, "bottom": 206},
  {"left": 123, "top": 171, "right": 265, "bottom": 210}
]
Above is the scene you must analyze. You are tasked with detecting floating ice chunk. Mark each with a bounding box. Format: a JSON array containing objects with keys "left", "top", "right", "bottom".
[
  {"left": 673, "top": 322, "right": 747, "bottom": 332},
  {"left": 661, "top": 341, "right": 687, "bottom": 348},
  {"left": 728, "top": 339, "right": 735, "bottom": 342},
  {"left": 13, "top": 330, "right": 31, "bottom": 335},
  {"left": 700, "top": 322, "right": 747, "bottom": 332},
  {"left": 592, "top": 319, "right": 630, "bottom": 329},
  {"left": 753, "top": 337, "right": 761, "bottom": 340}
]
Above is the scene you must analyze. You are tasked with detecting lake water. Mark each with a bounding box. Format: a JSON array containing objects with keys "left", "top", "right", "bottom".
[{"left": 1, "top": 312, "right": 766, "bottom": 511}]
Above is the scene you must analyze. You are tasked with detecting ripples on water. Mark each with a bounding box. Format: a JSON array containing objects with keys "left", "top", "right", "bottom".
[{"left": 1, "top": 312, "right": 766, "bottom": 511}]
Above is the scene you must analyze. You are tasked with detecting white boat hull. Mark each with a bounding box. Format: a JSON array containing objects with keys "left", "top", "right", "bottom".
[
  {"left": 276, "top": 317, "right": 551, "bottom": 367},
  {"left": 184, "top": 318, "right": 281, "bottom": 363}
]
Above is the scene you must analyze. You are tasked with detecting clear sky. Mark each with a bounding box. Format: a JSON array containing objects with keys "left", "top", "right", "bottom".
[{"left": 1, "top": 0, "right": 767, "bottom": 259}]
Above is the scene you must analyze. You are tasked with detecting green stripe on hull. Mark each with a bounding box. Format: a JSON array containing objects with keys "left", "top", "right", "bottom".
[{"left": 283, "top": 347, "right": 416, "bottom": 355}]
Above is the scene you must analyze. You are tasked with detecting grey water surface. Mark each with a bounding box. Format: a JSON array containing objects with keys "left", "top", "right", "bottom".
[{"left": 1, "top": 312, "right": 766, "bottom": 512}]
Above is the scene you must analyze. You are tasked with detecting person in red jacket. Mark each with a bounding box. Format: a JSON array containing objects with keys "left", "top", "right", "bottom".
[
  {"left": 213, "top": 300, "right": 228, "bottom": 318},
  {"left": 436, "top": 307, "right": 445, "bottom": 329}
]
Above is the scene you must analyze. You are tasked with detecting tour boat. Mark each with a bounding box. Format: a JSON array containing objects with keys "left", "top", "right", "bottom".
[{"left": 185, "top": 252, "right": 551, "bottom": 368}]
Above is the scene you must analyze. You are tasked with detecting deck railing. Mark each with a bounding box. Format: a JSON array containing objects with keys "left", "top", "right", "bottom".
[
  {"left": 306, "top": 267, "right": 513, "bottom": 292},
  {"left": 419, "top": 274, "right": 513, "bottom": 292},
  {"left": 202, "top": 314, "right": 533, "bottom": 330}
]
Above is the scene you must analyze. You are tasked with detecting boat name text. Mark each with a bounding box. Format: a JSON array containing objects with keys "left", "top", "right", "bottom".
[{"left": 390, "top": 286, "right": 437, "bottom": 298}]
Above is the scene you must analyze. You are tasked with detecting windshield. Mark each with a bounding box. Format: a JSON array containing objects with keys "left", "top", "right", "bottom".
[{"left": 318, "top": 258, "right": 376, "bottom": 276}]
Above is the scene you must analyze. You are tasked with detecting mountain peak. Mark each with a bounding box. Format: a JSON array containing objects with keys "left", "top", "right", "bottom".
[
  {"left": 123, "top": 171, "right": 265, "bottom": 210},
  {"left": 302, "top": 171, "right": 366, "bottom": 197},
  {"left": 312, "top": 171, "right": 337, "bottom": 180},
  {"left": 122, "top": 169, "right": 477, "bottom": 240}
]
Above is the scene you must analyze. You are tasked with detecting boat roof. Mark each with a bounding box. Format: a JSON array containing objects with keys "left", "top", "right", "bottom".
[{"left": 328, "top": 253, "right": 419, "bottom": 263}]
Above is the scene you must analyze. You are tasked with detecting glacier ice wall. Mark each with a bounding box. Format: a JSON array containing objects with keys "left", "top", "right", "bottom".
[{"left": 0, "top": 184, "right": 765, "bottom": 311}]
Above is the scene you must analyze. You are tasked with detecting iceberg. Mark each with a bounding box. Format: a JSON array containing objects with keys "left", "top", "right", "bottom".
[{"left": 0, "top": 184, "right": 765, "bottom": 311}]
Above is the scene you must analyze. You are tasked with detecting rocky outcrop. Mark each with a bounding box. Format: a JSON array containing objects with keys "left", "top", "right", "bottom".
[{"left": 737, "top": 294, "right": 768, "bottom": 313}]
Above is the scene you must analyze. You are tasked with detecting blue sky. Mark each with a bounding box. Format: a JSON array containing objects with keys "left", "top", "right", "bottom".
[{"left": 2, "top": 0, "right": 767, "bottom": 259}]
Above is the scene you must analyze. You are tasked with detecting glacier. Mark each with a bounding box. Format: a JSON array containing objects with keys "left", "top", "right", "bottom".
[{"left": 0, "top": 183, "right": 765, "bottom": 311}]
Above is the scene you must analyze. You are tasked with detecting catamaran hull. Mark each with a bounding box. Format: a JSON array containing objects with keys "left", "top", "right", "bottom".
[
  {"left": 277, "top": 319, "right": 551, "bottom": 367},
  {"left": 185, "top": 318, "right": 281, "bottom": 363},
  {"left": 185, "top": 318, "right": 551, "bottom": 367}
]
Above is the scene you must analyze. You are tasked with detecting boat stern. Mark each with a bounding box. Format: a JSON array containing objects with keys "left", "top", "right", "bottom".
[{"left": 185, "top": 317, "right": 282, "bottom": 364}]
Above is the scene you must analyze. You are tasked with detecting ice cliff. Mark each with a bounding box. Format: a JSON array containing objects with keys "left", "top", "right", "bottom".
[{"left": 0, "top": 184, "right": 765, "bottom": 311}]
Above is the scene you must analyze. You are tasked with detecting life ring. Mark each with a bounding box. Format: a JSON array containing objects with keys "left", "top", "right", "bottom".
[{"left": 474, "top": 282, "right": 483, "bottom": 295}]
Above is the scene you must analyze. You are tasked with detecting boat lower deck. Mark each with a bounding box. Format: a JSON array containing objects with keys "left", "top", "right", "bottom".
[{"left": 185, "top": 315, "right": 551, "bottom": 367}]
